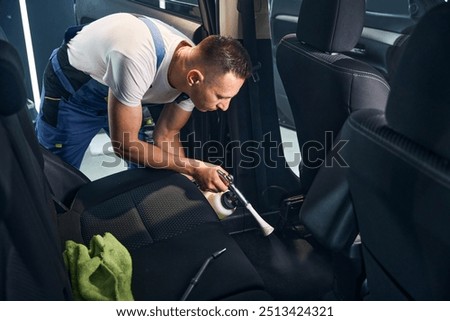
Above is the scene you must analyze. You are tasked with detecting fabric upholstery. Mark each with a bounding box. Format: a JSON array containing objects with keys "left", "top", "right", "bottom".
[
  {"left": 0, "top": 40, "right": 27, "bottom": 116},
  {"left": 66, "top": 169, "right": 269, "bottom": 300},
  {"left": 131, "top": 223, "right": 268, "bottom": 300},
  {"left": 0, "top": 40, "right": 72, "bottom": 300},
  {"left": 71, "top": 169, "right": 218, "bottom": 250},
  {"left": 0, "top": 39, "right": 270, "bottom": 301}
]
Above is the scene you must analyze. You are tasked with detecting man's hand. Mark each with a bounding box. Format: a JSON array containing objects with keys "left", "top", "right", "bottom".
[
  {"left": 108, "top": 90, "right": 230, "bottom": 191},
  {"left": 191, "top": 161, "right": 229, "bottom": 192}
]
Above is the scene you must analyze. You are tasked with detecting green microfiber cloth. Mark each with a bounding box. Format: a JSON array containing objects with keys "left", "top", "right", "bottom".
[{"left": 63, "top": 232, "right": 134, "bottom": 301}]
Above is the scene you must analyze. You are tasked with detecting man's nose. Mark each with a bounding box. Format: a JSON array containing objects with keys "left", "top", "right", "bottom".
[{"left": 217, "top": 99, "right": 231, "bottom": 111}]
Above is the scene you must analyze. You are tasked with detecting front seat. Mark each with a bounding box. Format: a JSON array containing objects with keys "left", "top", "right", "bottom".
[
  {"left": 341, "top": 3, "right": 450, "bottom": 300},
  {"left": 276, "top": 0, "right": 390, "bottom": 194}
]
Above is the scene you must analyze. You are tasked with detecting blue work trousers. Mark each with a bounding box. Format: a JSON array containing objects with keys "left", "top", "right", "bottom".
[{"left": 36, "top": 77, "right": 111, "bottom": 169}]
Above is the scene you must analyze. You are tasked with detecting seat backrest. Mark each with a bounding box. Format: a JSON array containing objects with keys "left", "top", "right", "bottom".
[
  {"left": 341, "top": 3, "right": 450, "bottom": 300},
  {"left": 276, "top": 0, "right": 390, "bottom": 194},
  {"left": 0, "top": 39, "right": 71, "bottom": 300},
  {"left": 0, "top": 26, "right": 7, "bottom": 41}
]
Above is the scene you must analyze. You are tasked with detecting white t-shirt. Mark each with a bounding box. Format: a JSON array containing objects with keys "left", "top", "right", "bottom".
[{"left": 67, "top": 12, "right": 195, "bottom": 112}]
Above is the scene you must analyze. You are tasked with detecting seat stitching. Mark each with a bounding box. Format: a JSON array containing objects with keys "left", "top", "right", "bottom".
[{"left": 279, "top": 39, "right": 390, "bottom": 91}]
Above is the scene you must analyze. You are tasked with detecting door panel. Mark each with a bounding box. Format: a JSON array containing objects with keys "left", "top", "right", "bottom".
[{"left": 352, "top": 0, "right": 415, "bottom": 81}]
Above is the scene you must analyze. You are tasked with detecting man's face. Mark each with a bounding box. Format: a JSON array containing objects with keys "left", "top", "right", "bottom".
[{"left": 190, "top": 72, "right": 245, "bottom": 112}]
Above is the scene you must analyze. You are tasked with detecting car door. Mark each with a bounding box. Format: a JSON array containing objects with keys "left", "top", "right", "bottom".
[{"left": 353, "top": 0, "right": 415, "bottom": 81}]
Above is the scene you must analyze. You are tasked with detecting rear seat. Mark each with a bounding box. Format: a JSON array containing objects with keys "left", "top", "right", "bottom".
[{"left": 0, "top": 38, "right": 271, "bottom": 301}]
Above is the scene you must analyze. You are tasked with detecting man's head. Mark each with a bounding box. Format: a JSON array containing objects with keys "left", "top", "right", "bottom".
[{"left": 184, "top": 35, "right": 252, "bottom": 112}]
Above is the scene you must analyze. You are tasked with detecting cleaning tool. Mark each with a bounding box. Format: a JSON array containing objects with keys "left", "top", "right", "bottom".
[
  {"left": 217, "top": 170, "right": 274, "bottom": 236},
  {"left": 180, "top": 248, "right": 227, "bottom": 300},
  {"left": 201, "top": 190, "right": 238, "bottom": 220}
]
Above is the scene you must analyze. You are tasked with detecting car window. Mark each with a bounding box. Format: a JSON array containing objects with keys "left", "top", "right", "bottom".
[
  {"left": 366, "top": 0, "right": 448, "bottom": 20},
  {"left": 131, "top": 0, "right": 200, "bottom": 21},
  {"left": 366, "top": 0, "right": 410, "bottom": 15}
]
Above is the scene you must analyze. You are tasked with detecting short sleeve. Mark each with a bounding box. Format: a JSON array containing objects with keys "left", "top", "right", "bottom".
[
  {"left": 103, "top": 50, "right": 154, "bottom": 107},
  {"left": 176, "top": 98, "right": 195, "bottom": 112}
]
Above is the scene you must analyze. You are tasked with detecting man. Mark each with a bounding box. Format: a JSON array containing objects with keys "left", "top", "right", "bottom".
[{"left": 36, "top": 13, "right": 252, "bottom": 192}]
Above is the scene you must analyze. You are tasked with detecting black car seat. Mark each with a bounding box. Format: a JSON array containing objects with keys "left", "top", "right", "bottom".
[
  {"left": 341, "top": 3, "right": 450, "bottom": 300},
  {"left": 0, "top": 26, "right": 7, "bottom": 41},
  {"left": 276, "top": 0, "right": 390, "bottom": 194},
  {"left": 0, "top": 39, "right": 270, "bottom": 300},
  {"left": 0, "top": 40, "right": 72, "bottom": 299}
]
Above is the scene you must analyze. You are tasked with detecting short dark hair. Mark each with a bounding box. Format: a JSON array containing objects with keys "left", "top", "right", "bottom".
[{"left": 198, "top": 35, "right": 252, "bottom": 79}]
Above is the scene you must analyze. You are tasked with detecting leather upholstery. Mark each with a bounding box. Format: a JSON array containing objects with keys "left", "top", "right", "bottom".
[
  {"left": 385, "top": 3, "right": 450, "bottom": 160},
  {"left": 277, "top": 0, "right": 389, "bottom": 194},
  {"left": 297, "top": 0, "right": 365, "bottom": 53},
  {"left": 277, "top": 0, "right": 389, "bottom": 253}
]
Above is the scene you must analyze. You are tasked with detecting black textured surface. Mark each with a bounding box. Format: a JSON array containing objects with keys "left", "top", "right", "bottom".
[
  {"left": 297, "top": 0, "right": 365, "bottom": 53},
  {"left": 78, "top": 169, "right": 218, "bottom": 250},
  {"left": 131, "top": 222, "right": 268, "bottom": 301},
  {"left": 232, "top": 228, "right": 334, "bottom": 300}
]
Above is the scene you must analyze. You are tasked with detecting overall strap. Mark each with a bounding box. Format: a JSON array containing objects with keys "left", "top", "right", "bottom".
[
  {"left": 138, "top": 17, "right": 166, "bottom": 70},
  {"left": 50, "top": 16, "right": 166, "bottom": 94},
  {"left": 50, "top": 48, "right": 75, "bottom": 95}
]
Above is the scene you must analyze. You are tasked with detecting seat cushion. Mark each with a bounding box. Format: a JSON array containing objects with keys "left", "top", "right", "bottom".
[
  {"left": 59, "top": 168, "right": 270, "bottom": 300},
  {"left": 131, "top": 222, "right": 269, "bottom": 300},
  {"left": 71, "top": 169, "right": 217, "bottom": 250}
]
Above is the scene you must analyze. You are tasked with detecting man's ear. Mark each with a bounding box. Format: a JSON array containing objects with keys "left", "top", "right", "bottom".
[{"left": 187, "top": 69, "right": 204, "bottom": 86}]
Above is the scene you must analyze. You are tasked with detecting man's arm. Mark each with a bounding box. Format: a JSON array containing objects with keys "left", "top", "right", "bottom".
[
  {"left": 107, "top": 90, "right": 228, "bottom": 191},
  {"left": 153, "top": 102, "right": 190, "bottom": 158}
]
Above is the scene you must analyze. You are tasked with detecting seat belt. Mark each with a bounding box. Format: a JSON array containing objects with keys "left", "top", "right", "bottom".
[{"left": 237, "top": 0, "right": 267, "bottom": 208}]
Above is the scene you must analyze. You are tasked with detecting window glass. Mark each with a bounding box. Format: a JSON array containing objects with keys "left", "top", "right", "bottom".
[
  {"left": 366, "top": 0, "right": 410, "bottom": 15},
  {"left": 132, "top": 0, "right": 200, "bottom": 21}
]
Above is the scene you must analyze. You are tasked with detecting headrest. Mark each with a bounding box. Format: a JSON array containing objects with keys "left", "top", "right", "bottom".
[
  {"left": 0, "top": 40, "right": 26, "bottom": 116},
  {"left": 385, "top": 3, "right": 450, "bottom": 160},
  {"left": 296, "top": 0, "right": 365, "bottom": 53}
]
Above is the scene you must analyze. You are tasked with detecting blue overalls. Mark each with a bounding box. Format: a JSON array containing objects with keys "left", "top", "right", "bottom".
[{"left": 35, "top": 17, "right": 165, "bottom": 169}]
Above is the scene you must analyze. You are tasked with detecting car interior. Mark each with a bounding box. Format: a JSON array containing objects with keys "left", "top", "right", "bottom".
[{"left": 1, "top": 0, "right": 449, "bottom": 301}]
